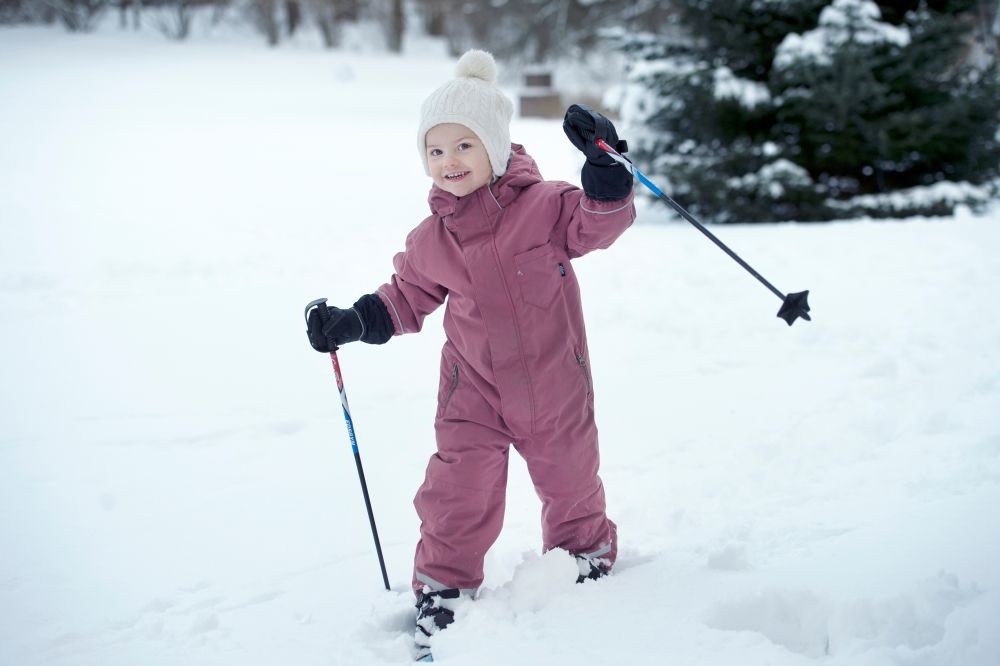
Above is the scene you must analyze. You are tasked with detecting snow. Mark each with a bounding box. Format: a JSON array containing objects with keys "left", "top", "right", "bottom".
[
  {"left": 774, "top": 0, "right": 911, "bottom": 69},
  {"left": 617, "top": 58, "right": 698, "bottom": 135},
  {"left": 827, "top": 181, "right": 994, "bottom": 215},
  {"left": 627, "top": 56, "right": 700, "bottom": 80},
  {"left": 713, "top": 66, "right": 771, "bottom": 109},
  {"left": 775, "top": 30, "right": 833, "bottom": 68},
  {"left": 3, "top": 24, "right": 1000, "bottom": 666},
  {"left": 726, "top": 159, "right": 815, "bottom": 198}
]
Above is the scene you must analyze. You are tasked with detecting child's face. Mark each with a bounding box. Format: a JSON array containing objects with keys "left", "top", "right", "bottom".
[{"left": 425, "top": 123, "right": 493, "bottom": 197}]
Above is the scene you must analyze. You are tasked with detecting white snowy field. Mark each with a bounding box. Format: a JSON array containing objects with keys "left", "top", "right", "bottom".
[{"left": 2, "top": 25, "right": 1000, "bottom": 666}]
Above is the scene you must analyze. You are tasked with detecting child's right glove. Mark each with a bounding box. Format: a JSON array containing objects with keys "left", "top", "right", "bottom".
[
  {"left": 563, "top": 104, "right": 633, "bottom": 201},
  {"left": 306, "top": 294, "right": 394, "bottom": 353},
  {"left": 307, "top": 304, "right": 363, "bottom": 353}
]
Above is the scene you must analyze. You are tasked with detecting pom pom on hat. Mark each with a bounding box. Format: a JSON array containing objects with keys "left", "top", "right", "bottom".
[
  {"left": 455, "top": 49, "right": 498, "bottom": 83},
  {"left": 418, "top": 49, "right": 514, "bottom": 179}
]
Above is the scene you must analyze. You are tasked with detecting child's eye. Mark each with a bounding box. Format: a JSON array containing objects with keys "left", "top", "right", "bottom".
[
  {"left": 429, "top": 148, "right": 442, "bottom": 157},
  {"left": 458, "top": 142, "right": 472, "bottom": 151}
]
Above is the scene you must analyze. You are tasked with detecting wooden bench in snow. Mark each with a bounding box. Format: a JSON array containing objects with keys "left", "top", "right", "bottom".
[{"left": 519, "top": 70, "right": 562, "bottom": 118}]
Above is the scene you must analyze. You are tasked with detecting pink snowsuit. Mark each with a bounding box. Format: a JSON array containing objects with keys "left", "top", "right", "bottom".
[{"left": 375, "top": 145, "right": 636, "bottom": 593}]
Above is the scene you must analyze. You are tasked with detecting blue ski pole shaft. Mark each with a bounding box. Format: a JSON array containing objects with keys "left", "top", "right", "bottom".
[
  {"left": 329, "top": 349, "right": 390, "bottom": 591},
  {"left": 595, "top": 138, "right": 811, "bottom": 325},
  {"left": 600, "top": 138, "right": 784, "bottom": 300}
]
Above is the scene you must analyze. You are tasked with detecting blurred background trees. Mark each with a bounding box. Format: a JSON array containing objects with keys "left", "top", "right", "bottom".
[
  {"left": 0, "top": 0, "right": 405, "bottom": 46},
  {"left": 2, "top": 0, "right": 999, "bottom": 222},
  {"left": 414, "top": 0, "right": 674, "bottom": 61}
]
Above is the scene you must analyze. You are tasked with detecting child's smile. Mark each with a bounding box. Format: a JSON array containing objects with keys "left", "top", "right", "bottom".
[{"left": 426, "top": 123, "right": 493, "bottom": 197}]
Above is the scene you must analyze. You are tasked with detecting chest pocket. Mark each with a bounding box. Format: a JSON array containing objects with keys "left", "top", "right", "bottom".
[{"left": 514, "top": 242, "right": 563, "bottom": 309}]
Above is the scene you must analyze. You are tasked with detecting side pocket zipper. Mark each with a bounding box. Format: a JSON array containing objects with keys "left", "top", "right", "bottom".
[
  {"left": 442, "top": 363, "right": 459, "bottom": 410},
  {"left": 575, "top": 350, "right": 592, "bottom": 396}
]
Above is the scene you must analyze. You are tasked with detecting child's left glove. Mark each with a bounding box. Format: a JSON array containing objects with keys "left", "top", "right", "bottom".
[{"left": 563, "top": 104, "right": 633, "bottom": 201}]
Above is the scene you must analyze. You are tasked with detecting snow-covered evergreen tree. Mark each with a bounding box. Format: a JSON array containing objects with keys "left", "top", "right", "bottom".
[{"left": 614, "top": 0, "right": 1000, "bottom": 222}]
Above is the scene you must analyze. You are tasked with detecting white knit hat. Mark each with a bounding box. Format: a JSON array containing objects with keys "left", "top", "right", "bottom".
[{"left": 417, "top": 50, "right": 514, "bottom": 179}]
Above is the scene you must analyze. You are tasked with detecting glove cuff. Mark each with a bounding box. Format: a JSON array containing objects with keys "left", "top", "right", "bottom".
[
  {"left": 352, "top": 294, "right": 394, "bottom": 345},
  {"left": 582, "top": 162, "right": 633, "bottom": 201}
]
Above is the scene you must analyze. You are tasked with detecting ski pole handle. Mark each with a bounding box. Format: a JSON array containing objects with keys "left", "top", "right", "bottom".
[
  {"left": 595, "top": 137, "right": 626, "bottom": 164},
  {"left": 305, "top": 297, "right": 339, "bottom": 353}
]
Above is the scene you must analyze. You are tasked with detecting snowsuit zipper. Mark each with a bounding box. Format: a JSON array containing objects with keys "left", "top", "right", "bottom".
[
  {"left": 442, "top": 363, "right": 459, "bottom": 410},
  {"left": 575, "top": 349, "right": 592, "bottom": 396}
]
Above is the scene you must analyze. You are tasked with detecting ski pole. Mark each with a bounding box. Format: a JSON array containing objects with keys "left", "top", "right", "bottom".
[
  {"left": 595, "top": 138, "right": 812, "bottom": 326},
  {"left": 304, "top": 298, "right": 391, "bottom": 591}
]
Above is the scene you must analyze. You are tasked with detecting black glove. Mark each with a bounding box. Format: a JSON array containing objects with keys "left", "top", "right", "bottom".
[
  {"left": 305, "top": 294, "right": 395, "bottom": 353},
  {"left": 563, "top": 104, "right": 633, "bottom": 201},
  {"left": 563, "top": 104, "right": 629, "bottom": 166},
  {"left": 306, "top": 303, "right": 363, "bottom": 353}
]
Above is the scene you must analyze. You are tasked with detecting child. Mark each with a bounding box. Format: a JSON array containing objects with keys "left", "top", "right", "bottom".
[{"left": 306, "top": 50, "right": 635, "bottom": 661}]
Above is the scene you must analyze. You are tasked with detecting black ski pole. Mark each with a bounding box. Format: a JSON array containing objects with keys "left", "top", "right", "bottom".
[
  {"left": 305, "top": 298, "right": 391, "bottom": 591},
  {"left": 596, "top": 138, "right": 811, "bottom": 326}
]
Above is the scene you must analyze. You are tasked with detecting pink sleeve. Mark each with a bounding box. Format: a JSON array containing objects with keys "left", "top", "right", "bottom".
[
  {"left": 374, "top": 224, "right": 447, "bottom": 335},
  {"left": 558, "top": 186, "right": 636, "bottom": 259}
]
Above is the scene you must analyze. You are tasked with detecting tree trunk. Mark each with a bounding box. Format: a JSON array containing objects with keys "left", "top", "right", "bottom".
[
  {"left": 423, "top": 1, "right": 445, "bottom": 37},
  {"left": 258, "top": 0, "right": 279, "bottom": 45},
  {"left": 285, "top": 0, "right": 300, "bottom": 35},
  {"left": 317, "top": 17, "right": 335, "bottom": 47},
  {"left": 386, "top": 0, "right": 403, "bottom": 52},
  {"left": 175, "top": 0, "right": 191, "bottom": 39},
  {"left": 309, "top": 0, "right": 339, "bottom": 48},
  {"left": 334, "top": 0, "right": 356, "bottom": 22}
]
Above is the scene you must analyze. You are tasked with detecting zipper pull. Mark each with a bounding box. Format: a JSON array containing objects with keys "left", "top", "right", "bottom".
[{"left": 559, "top": 263, "right": 566, "bottom": 277}]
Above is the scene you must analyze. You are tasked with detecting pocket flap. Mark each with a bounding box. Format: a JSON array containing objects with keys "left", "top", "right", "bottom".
[{"left": 514, "top": 242, "right": 555, "bottom": 268}]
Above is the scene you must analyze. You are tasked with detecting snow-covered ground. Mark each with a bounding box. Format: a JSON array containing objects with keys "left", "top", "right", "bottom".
[{"left": 2, "top": 25, "right": 999, "bottom": 666}]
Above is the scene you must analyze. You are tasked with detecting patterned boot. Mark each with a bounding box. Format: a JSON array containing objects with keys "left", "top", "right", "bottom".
[
  {"left": 414, "top": 587, "right": 461, "bottom": 662},
  {"left": 575, "top": 554, "right": 611, "bottom": 583}
]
